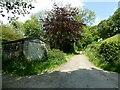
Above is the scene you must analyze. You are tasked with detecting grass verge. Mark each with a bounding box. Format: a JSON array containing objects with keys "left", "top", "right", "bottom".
[
  {"left": 65, "top": 53, "right": 75, "bottom": 59},
  {"left": 83, "top": 43, "right": 120, "bottom": 73},
  {"left": 3, "top": 49, "right": 67, "bottom": 76}
]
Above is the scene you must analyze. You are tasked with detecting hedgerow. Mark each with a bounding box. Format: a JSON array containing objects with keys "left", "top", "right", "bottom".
[
  {"left": 98, "top": 41, "right": 119, "bottom": 63},
  {"left": 84, "top": 41, "right": 120, "bottom": 73}
]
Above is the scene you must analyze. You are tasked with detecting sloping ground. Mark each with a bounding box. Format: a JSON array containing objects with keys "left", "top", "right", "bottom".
[
  {"left": 102, "top": 34, "right": 119, "bottom": 43},
  {"left": 2, "top": 54, "right": 119, "bottom": 88}
]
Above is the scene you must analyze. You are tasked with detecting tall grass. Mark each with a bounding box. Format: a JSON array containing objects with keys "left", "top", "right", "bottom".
[{"left": 3, "top": 49, "right": 67, "bottom": 76}]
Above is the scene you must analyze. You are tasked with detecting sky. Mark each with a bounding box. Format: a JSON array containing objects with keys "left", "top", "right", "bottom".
[
  {"left": 84, "top": 2, "right": 118, "bottom": 25},
  {"left": 0, "top": 0, "right": 119, "bottom": 25}
]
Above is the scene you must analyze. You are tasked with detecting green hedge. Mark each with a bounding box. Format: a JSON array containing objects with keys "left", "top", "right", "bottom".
[
  {"left": 47, "top": 49, "right": 67, "bottom": 66},
  {"left": 98, "top": 41, "right": 119, "bottom": 63},
  {"left": 84, "top": 41, "right": 120, "bottom": 73},
  {"left": 3, "top": 49, "right": 67, "bottom": 76},
  {"left": 48, "top": 49, "right": 65, "bottom": 61}
]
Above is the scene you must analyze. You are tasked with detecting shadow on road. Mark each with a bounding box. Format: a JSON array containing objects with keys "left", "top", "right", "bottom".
[{"left": 2, "top": 67, "right": 118, "bottom": 88}]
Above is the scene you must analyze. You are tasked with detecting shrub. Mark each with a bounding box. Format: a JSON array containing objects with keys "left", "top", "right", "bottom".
[
  {"left": 3, "top": 49, "right": 66, "bottom": 76},
  {"left": 1, "top": 25, "right": 23, "bottom": 41},
  {"left": 98, "top": 41, "right": 119, "bottom": 63},
  {"left": 75, "top": 32, "right": 94, "bottom": 51},
  {"left": 85, "top": 42, "right": 101, "bottom": 52},
  {"left": 75, "top": 40, "right": 83, "bottom": 51},
  {"left": 84, "top": 41, "right": 120, "bottom": 73},
  {"left": 48, "top": 49, "right": 66, "bottom": 62}
]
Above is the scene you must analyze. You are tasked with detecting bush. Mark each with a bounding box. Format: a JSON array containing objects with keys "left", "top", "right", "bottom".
[
  {"left": 1, "top": 25, "right": 23, "bottom": 41},
  {"left": 75, "top": 32, "right": 94, "bottom": 51},
  {"left": 98, "top": 41, "right": 119, "bottom": 63},
  {"left": 3, "top": 49, "right": 67, "bottom": 76},
  {"left": 84, "top": 41, "right": 120, "bottom": 73},
  {"left": 75, "top": 40, "right": 83, "bottom": 51},
  {"left": 48, "top": 49, "right": 66, "bottom": 63},
  {"left": 87, "top": 42, "right": 100, "bottom": 50},
  {"left": 3, "top": 56, "right": 41, "bottom": 76}
]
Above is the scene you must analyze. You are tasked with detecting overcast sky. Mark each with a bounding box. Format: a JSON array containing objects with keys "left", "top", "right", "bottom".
[{"left": 0, "top": 0, "right": 119, "bottom": 25}]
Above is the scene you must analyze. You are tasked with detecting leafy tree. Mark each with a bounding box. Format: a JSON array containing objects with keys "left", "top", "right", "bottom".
[
  {"left": 75, "top": 26, "right": 94, "bottom": 50},
  {"left": 43, "top": 4, "right": 84, "bottom": 53},
  {"left": 109, "top": 8, "right": 120, "bottom": 34},
  {"left": 75, "top": 7, "right": 95, "bottom": 26},
  {"left": 0, "top": 0, "right": 34, "bottom": 23},
  {"left": 11, "top": 21, "right": 25, "bottom": 36},
  {"left": 97, "top": 20, "right": 109, "bottom": 39},
  {"left": 1, "top": 25, "right": 23, "bottom": 41},
  {"left": 97, "top": 8, "right": 120, "bottom": 39},
  {"left": 75, "top": 25, "right": 100, "bottom": 51},
  {"left": 89, "top": 25, "right": 100, "bottom": 41},
  {"left": 23, "top": 15, "right": 42, "bottom": 38}
]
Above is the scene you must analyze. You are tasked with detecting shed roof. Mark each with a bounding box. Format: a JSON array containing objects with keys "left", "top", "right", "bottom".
[{"left": 2, "top": 37, "right": 45, "bottom": 44}]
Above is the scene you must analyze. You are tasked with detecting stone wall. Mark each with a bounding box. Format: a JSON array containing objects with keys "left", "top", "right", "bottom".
[
  {"left": 23, "top": 39, "right": 47, "bottom": 61},
  {"left": 2, "top": 39, "right": 24, "bottom": 61},
  {"left": 2, "top": 38, "right": 47, "bottom": 61}
]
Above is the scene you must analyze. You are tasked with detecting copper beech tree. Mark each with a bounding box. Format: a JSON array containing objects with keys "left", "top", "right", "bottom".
[{"left": 43, "top": 4, "right": 85, "bottom": 53}]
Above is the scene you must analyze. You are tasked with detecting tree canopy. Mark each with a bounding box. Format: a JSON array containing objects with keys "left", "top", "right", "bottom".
[
  {"left": 75, "top": 7, "right": 95, "bottom": 26},
  {"left": 23, "top": 15, "right": 42, "bottom": 38},
  {"left": 1, "top": 25, "right": 23, "bottom": 41},
  {"left": 0, "top": 0, "right": 34, "bottom": 23},
  {"left": 42, "top": 4, "right": 95, "bottom": 53},
  {"left": 97, "top": 8, "right": 120, "bottom": 39}
]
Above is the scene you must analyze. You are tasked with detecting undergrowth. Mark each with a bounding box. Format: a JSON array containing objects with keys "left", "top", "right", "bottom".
[
  {"left": 84, "top": 42, "right": 120, "bottom": 73},
  {"left": 3, "top": 49, "right": 67, "bottom": 76}
]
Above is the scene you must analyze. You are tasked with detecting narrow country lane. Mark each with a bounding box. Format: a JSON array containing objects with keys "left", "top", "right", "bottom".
[{"left": 2, "top": 54, "right": 119, "bottom": 88}]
